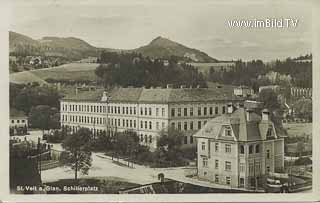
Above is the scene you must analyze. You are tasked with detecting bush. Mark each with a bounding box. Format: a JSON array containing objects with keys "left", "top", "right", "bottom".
[{"left": 294, "top": 157, "right": 312, "bottom": 166}]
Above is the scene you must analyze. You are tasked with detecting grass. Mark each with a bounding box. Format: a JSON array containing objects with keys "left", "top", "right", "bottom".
[
  {"left": 282, "top": 123, "right": 312, "bottom": 137},
  {"left": 10, "top": 63, "right": 99, "bottom": 84}
]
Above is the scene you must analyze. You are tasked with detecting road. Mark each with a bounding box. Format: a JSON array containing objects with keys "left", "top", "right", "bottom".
[{"left": 41, "top": 152, "right": 187, "bottom": 185}]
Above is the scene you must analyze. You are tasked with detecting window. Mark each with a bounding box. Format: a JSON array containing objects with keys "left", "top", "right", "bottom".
[
  {"left": 190, "top": 136, "right": 194, "bottom": 144},
  {"left": 190, "top": 122, "right": 194, "bottom": 130},
  {"left": 171, "top": 108, "right": 175, "bottom": 117},
  {"left": 267, "top": 127, "right": 273, "bottom": 137},
  {"left": 215, "top": 107, "right": 219, "bottom": 114},
  {"left": 184, "top": 108, "right": 187, "bottom": 116},
  {"left": 226, "top": 177, "right": 231, "bottom": 185},
  {"left": 198, "top": 121, "right": 201, "bottom": 129},
  {"left": 198, "top": 107, "right": 201, "bottom": 116},
  {"left": 171, "top": 122, "right": 175, "bottom": 129},
  {"left": 140, "top": 121, "right": 143, "bottom": 129},
  {"left": 249, "top": 145, "right": 253, "bottom": 154},
  {"left": 149, "top": 121, "right": 152, "bottom": 129},
  {"left": 255, "top": 144, "right": 260, "bottom": 153},
  {"left": 134, "top": 107, "right": 136, "bottom": 115},
  {"left": 184, "top": 136, "right": 188, "bottom": 144},
  {"left": 225, "top": 144, "right": 231, "bottom": 153},
  {"left": 11, "top": 120, "right": 14, "bottom": 124},
  {"left": 130, "top": 107, "right": 132, "bottom": 114},
  {"left": 140, "top": 107, "right": 143, "bottom": 115},
  {"left": 204, "top": 107, "right": 207, "bottom": 116},
  {"left": 145, "top": 135, "right": 148, "bottom": 143},
  {"left": 202, "top": 157, "right": 208, "bottom": 167},
  {"left": 225, "top": 126, "right": 232, "bottom": 136},
  {"left": 134, "top": 120, "right": 136, "bottom": 128},
  {"left": 240, "top": 145, "right": 245, "bottom": 154},
  {"left": 225, "top": 161, "right": 231, "bottom": 171},
  {"left": 162, "top": 108, "right": 165, "bottom": 116},
  {"left": 267, "top": 149, "right": 270, "bottom": 159},
  {"left": 145, "top": 121, "right": 147, "bottom": 129},
  {"left": 145, "top": 108, "right": 147, "bottom": 115},
  {"left": 140, "top": 135, "right": 143, "bottom": 142},
  {"left": 156, "top": 122, "right": 159, "bottom": 130},
  {"left": 209, "top": 107, "right": 213, "bottom": 115},
  {"left": 240, "top": 178, "right": 244, "bottom": 187},
  {"left": 177, "top": 108, "right": 181, "bottom": 117},
  {"left": 215, "top": 175, "right": 219, "bottom": 183},
  {"left": 184, "top": 122, "right": 187, "bottom": 131},
  {"left": 130, "top": 120, "right": 132, "bottom": 128},
  {"left": 266, "top": 166, "right": 270, "bottom": 173},
  {"left": 149, "top": 135, "right": 152, "bottom": 143},
  {"left": 162, "top": 122, "right": 165, "bottom": 129},
  {"left": 215, "top": 143, "right": 219, "bottom": 152},
  {"left": 240, "top": 163, "right": 245, "bottom": 172},
  {"left": 222, "top": 106, "right": 226, "bottom": 114},
  {"left": 201, "top": 142, "right": 206, "bottom": 150},
  {"left": 149, "top": 108, "right": 152, "bottom": 116},
  {"left": 215, "top": 160, "right": 219, "bottom": 169},
  {"left": 156, "top": 108, "right": 159, "bottom": 116},
  {"left": 178, "top": 122, "right": 181, "bottom": 130},
  {"left": 190, "top": 107, "right": 193, "bottom": 116}
]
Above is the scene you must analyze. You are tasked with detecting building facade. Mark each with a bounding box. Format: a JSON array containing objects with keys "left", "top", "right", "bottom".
[
  {"left": 10, "top": 108, "right": 28, "bottom": 136},
  {"left": 194, "top": 105, "right": 284, "bottom": 189},
  {"left": 60, "top": 87, "right": 244, "bottom": 149}
]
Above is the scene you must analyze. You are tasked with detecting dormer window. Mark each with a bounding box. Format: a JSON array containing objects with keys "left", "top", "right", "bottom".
[
  {"left": 225, "top": 126, "right": 232, "bottom": 136},
  {"left": 267, "top": 125, "right": 273, "bottom": 138}
]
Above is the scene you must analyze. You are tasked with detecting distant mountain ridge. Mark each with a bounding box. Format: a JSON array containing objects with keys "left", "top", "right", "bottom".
[
  {"left": 9, "top": 31, "right": 218, "bottom": 62},
  {"left": 134, "top": 36, "right": 218, "bottom": 62}
]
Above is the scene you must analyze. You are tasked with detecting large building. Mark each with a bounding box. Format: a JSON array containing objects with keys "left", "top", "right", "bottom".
[
  {"left": 194, "top": 105, "right": 284, "bottom": 189},
  {"left": 60, "top": 86, "right": 244, "bottom": 149}
]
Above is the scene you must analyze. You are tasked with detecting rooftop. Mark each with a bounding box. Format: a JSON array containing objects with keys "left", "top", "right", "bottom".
[
  {"left": 194, "top": 108, "right": 275, "bottom": 142},
  {"left": 61, "top": 87, "right": 244, "bottom": 103},
  {"left": 10, "top": 108, "right": 27, "bottom": 118}
]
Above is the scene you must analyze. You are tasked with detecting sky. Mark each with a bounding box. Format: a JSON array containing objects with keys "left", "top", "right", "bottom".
[{"left": 9, "top": 0, "right": 312, "bottom": 61}]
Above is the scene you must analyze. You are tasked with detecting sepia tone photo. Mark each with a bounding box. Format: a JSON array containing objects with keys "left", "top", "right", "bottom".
[{"left": 6, "top": 0, "right": 314, "bottom": 198}]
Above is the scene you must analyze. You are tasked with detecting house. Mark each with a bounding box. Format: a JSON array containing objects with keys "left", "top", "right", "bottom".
[
  {"left": 10, "top": 108, "right": 28, "bottom": 136},
  {"left": 233, "top": 86, "right": 254, "bottom": 98},
  {"left": 194, "top": 104, "right": 284, "bottom": 189}
]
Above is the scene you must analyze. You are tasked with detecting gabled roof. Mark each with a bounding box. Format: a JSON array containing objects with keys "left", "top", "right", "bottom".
[{"left": 194, "top": 108, "right": 273, "bottom": 142}]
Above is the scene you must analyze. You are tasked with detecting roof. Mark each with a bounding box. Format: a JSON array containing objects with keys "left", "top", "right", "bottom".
[
  {"left": 61, "top": 87, "right": 244, "bottom": 103},
  {"left": 194, "top": 108, "right": 275, "bottom": 142},
  {"left": 10, "top": 108, "right": 27, "bottom": 118}
]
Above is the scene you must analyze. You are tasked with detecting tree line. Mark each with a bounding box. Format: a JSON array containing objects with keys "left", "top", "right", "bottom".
[{"left": 95, "top": 51, "right": 207, "bottom": 88}]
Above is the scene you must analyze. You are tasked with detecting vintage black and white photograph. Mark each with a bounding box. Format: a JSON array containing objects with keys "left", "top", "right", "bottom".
[{"left": 7, "top": 0, "right": 314, "bottom": 197}]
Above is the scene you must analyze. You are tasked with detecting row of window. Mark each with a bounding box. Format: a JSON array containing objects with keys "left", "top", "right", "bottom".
[
  {"left": 11, "top": 119, "right": 26, "bottom": 124},
  {"left": 171, "top": 106, "right": 226, "bottom": 117},
  {"left": 62, "top": 103, "right": 167, "bottom": 117},
  {"left": 62, "top": 104, "right": 106, "bottom": 114},
  {"left": 171, "top": 120, "right": 207, "bottom": 131},
  {"left": 201, "top": 142, "right": 268, "bottom": 156},
  {"left": 140, "top": 134, "right": 153, "bottom": 144},
  {"left": 62, "top": 114, "right": 168, "bottom": 131},
  {"left": 202, "top": 158, "right": 232, "bottom": 171}
]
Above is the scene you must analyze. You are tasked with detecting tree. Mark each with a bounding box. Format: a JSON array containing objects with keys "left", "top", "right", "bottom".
[
  {"left": 257, "top": 89, "right": 281, "bottom": 111},
  {"left": 29, "top": 105, "right": 52, "bottom": 135},
  {"left": 61, "top": 128, "right": 92, "bottom": 181}
]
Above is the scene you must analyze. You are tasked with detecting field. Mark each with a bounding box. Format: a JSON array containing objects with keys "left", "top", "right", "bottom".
[
  {"left": 10, "top": 63, "right": 99, "bottom": 84},
  {"left": 283, "top": 123, "right": 312, "bottom": 137}
]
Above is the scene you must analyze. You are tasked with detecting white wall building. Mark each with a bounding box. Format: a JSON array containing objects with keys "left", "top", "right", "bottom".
[
  {"left": 194, "top": 106, "right": 284, "bottom": 189},
  {"left": 60, "top": 87, "right": 244, "bottom": 150}
]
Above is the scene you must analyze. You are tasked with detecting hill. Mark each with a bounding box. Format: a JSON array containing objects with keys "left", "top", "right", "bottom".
[
  {"left": 10, "top": 31, "right": 218, "bottom": 62},
  {"left": 9, "top": 31, "right": 100, "bottom": 60},
  {"left": 134, "top": 36, "right": 218, "bottom": 62}
]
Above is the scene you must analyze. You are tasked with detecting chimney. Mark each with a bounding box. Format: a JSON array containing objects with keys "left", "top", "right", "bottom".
[
  {"left": 75, "top": 87, "right": 79, "bottom": 95},
  {"left": 180, "top": 85, "right": 186, "bottom": 89},
  {"left": 227, "top": 103, "right": 234, "bottom": 114},
  {"left": 246, "top": 108, "right": 253, "bottom": 121},
  {"left": 101, "top": 91, "right": 109, "bottom": 102},
  {"left": 262, "top": 109, "right": 270, "bottom": 121}
]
